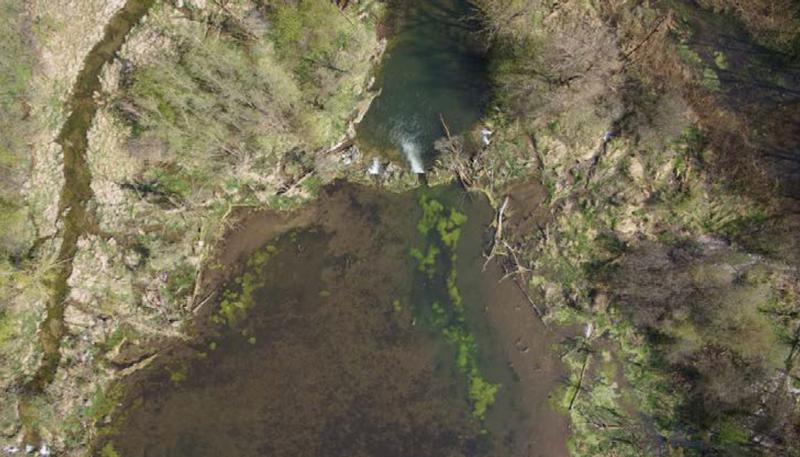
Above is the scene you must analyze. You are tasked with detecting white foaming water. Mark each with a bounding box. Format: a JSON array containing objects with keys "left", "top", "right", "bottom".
[
  {"left": 368, "top": 157, "right": 382, "bottom": 175},
  {"left": 400, "top": 138, "right": 425, "bottom": 174},
  {"left": 390, "top": 119, "right": 425, "bottom": 174}
]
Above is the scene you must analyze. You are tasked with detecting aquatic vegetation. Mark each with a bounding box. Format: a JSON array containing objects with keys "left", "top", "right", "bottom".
[
  {"left": 443, "top": 326, "right": 500, "bottom": 420},
  {"left": 446, "top": 269, "right": 464, "bottom": 312},
  {"left": 167, "top": 364, "right": 188, "bottom": 385},
  {"left": 468, "top": 372, "right": 501, "bottom": 422},
  {"left": 437, "top": 210, "right": 466, "bottom": 249},
  {"left": 211, "top": 243, "right": 278, "bottom": 328},
  {"left": 410, "top": 194, "right": 499, "bottom": 420},
  {"left": 417, "top": 195, "right": 446, "bottom": 236},
  {"left": 100, "top": 443, "right": 121, "bottom": 457},
  {"left": 713, "top": 50, "right": 729, "bottom": 69},
  {"left": 410, "top": 245, "right": 439, "bottom": 278}
]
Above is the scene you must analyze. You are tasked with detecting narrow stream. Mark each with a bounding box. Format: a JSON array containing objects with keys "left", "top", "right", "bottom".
[{"left": 19, "top": 0, "right": 155, "bottom": 441}]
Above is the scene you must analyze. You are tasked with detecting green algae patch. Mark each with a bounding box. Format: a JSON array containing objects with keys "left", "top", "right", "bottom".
[
  {"left": 210, "top": 243, "right": 279, "bottom": 328},
  {"left": 100, "top": 442, "right": 121, "bottom": 457},
  {"left": 167, "top": 363, "right": 188, "bottom": 385},
  {"left": 411, "top": 193, "right": 499, "bottom": 420},
  {"left": 410, "top": 245, "right": 439, "bottom": 278}
]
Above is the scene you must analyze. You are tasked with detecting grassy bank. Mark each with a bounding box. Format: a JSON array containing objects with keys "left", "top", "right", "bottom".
[{"left": 0, "top": 0, "right": 47, "bottom": 438}]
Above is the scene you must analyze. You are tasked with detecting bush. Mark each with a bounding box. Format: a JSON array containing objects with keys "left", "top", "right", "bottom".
[
  {"left": 121, "top": 1, "right": 378, "bottom": 204},
  {"left": 697, "top": 0, "right": 800, "bottom": 55},
  {"left": 476, "top": 0, "right": 623, "bottom": 145}
]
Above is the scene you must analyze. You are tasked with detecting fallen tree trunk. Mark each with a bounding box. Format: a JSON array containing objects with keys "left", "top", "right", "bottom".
[{"left": 483, "top": 195, "right": 509, "bottom": 269}]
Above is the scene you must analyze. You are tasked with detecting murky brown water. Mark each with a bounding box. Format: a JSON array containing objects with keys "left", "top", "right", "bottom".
[{"left": 105, "top": 183, "right": 568, "bottom": 457}]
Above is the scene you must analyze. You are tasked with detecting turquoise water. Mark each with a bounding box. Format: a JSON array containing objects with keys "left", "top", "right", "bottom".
[{"left": 356, "top": 0, "right": 488, "bottom": 171}]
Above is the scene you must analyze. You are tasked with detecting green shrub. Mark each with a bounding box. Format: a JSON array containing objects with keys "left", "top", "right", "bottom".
[{"left": 121, "top": 1, "right": 378, "bottom": 204}]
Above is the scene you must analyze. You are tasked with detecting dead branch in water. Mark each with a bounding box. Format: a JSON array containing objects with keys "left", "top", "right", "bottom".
[
  {"left": 511, "top": 272, "right": 546, "bottom": 325},
  {"left": 192, "top": 289, "right": 220, "bottom": 315},
  {"left": 479, "top": 195, "right": 546, "bottom": 325},
  {"left": 483, "top": 195, "right": 510, "bottom": 270},
  {"left": 439, "top": 112, "right": 453, "bottom": 140},
  {"left": 495, "top": 196, "right": 509, "bottom": 247},
  {"left": 499, "top": 240, "right": 533, "bottom": 280},
  {"left": 437, "top": 115, "right": 545, "bottom": 327},
  {"left": 499, "top": 239, "right": 545, "bottom": 324}
]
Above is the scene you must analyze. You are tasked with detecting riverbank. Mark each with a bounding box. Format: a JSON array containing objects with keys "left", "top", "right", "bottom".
[
  {"left": 0, "top": 0, "right": 388, "bottom": 453},
  {"left": 449, "top": 0, "right": 800, "bottom": 455}
]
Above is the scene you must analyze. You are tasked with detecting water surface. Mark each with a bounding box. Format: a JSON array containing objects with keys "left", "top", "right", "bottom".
[
  {"left": 356, "top": 0, "right": 489, "bottom": 171},
  {"left": 107, "top": 183, "right": 568, "bottom": 457}
]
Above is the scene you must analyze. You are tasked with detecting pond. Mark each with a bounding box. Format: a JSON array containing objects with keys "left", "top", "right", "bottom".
[
  {"left": 355, "top": 0, "right": 489, "bottom": 172},
  {"left": 106, "top": 183, "right": 567, "bottom": 457}
]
